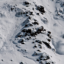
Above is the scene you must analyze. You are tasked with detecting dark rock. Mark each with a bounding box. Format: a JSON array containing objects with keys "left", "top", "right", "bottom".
[
  {"left": 61, "top": 34, "right": 64, "bottom": 38},
  {"left": 38, "top": 44, "right": 42, "bottom": 49},
  {"left": 22, "top": 29, "right": 37, "bottom": 37},
  {"left": 25, "top": 23, "right": 33, "bottom": 27},
  {"left": 38, "top": 44, "right": 41, "bottom": 46},
  {"left": 43, "top": 56, "right": 50, "bottom": 60},
  {"left": 47, "top": 34, "right": 51, "bottom": 38},
  {"left": 32, "top": 52, "right": 38, "bottom": 56},
  {"left": 61, "top": 2, "right": 64, "bottom": 7},
  {"left": 26, "top": 29, "right": 31, "bottom": 33},
  {"left": 36, "top": 13, "right": 39, "bottom": 15},
  {"left": 37, "top": 50, "right": 41, "bottom": 52},
  {"left": 24, "top": 33, "right": 27, "bottom": 36},
  {"left": 25, "top": 12, "right": 28, "bottom": 14},
  {"left": 22, "top": 27, "right": 44, "bottom": 37},
  {"left": 46, "top": 62, "right": 50, "bottom": 64},
  {"left": 18, "top": 39, "right": 24, "bottom": 44},
  {"left": 39, "top": 61, "right": 43, "bottom": 64},
  {"left": 37, "top": 5, "right": 45, "bottom": 14},
  {"left": 48, "top": 31, "right": 51, "bottom": 34},
  {"left": 1, "top": 59, "right": 3, "bottom": 61},
  {"left": 21, "top": 42, "right": 25, "bottom": 44},
  {"left": 16, "top": 34, "right": 22, "bottom": 38},
  {"left": 42, "top": 41, "right": 51, "bottom": 49},
  {"left": 39, "top": 55, "right": 43, "bottom": 60},
  {"left": 32, "top": 21, "right": 39, "bottom": 25},
  {"left": 26, "top": 5, "right": 29, "bottom": 7},
  {"left": 47, "top": 39, "right": 51, "bottom": 42},
  {"left": 26, "top": 38, "right": 29, "bottom": 40},
  {"left": 20, "top": 62, "right": 23, "bottom": 64},
  {"left": 25, "top": 24, "right": 28, "bottom": 27},
  {"left": 26, "top": 14, "right": 28, "bottom": 16},
  {"left": 34, "top": 19, "right": 37, "bottom": 21},
  {"left": 35, "top": 40, "right": 42, "bottom": 44},
  {"left": 37, "top": 26, "right": 44, "bottom": 33},
  {"left": 32, "top": 42, "right": 35, "bottom": 43},
  {"left": 11, "top": 7, "right": 14, "bottom": 11},
  {"left": 29, "top": 36, "right": 31, "bottom": 39},
  {"left": 24, "top": 1, "right": 30, "bottom": 5},
  {"left": 10, "top": 59, "right": 13, "bottom": 61},
  {"left": 46, "top": 56, "right": 50, "bottom": 60},
  {"left": 22, "top": 29, "right": 31, "bottom": 33},
  {"left": 39, "top": 46, "right": 42, "bottom": 49},
  {"left": 31, "top": 32, "right": 36, "bottom": 36},
  {"left": 43, "top": 29, "right": 46, "bottom": 31},
  {"left": 33, "top": 45, "right": 37, "bottom": 48},
  {"left": 29, "top": 24, "right": 33, "bottom": 26},
  {"left": 32, "top": 8, "right": 34, "bottom": 10},
  {"left": 28, "top": 16, "right": 31, "bottom": 19},
  {"left": 39, "top": 54, "right": 50, "bottom": 60},
  {"left": 36, "top": 59, "right": 39, "bottom": 61},
  {"left": 22, "top": 29, "right": 27, "bottom": 32},
  {"left": 23, "top": 12, "right": 26, "bottom": 14},
  {"left": 30, "top": 12, "right": 33, "bottom": 15}
]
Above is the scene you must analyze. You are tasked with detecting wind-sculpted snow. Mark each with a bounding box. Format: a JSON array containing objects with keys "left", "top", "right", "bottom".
[{"left": 0, "top": 0, "right": 64, "bottom": 64}]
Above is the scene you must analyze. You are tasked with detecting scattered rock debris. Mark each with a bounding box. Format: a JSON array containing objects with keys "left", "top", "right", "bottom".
[{"left": 13, "top": 1, "right": 55, "bottom": 64}]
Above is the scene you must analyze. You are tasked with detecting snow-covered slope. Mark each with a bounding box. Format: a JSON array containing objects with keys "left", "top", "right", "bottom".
[{"left": 0, "top": 0, "right": 64, "bottom": 64}]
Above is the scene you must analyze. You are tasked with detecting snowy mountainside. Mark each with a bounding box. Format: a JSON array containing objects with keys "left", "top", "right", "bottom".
[{"left": 0, "top": 0, "right": 64, "bottom": 64}]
